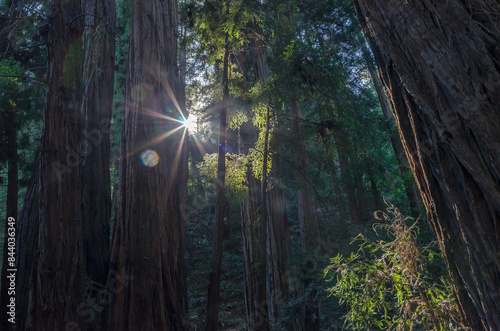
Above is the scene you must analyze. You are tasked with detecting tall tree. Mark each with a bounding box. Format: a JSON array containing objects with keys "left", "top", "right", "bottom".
[
  {"left": 354, "top": 1, "right": 500, "bottom": 329},
  {"left": 106, "top": 0, "right": 188, "bottom": 328},
  {"left": 32, "top": 0, "right": 88, "bottom": 328},
  {"left": 80, "top": 0, "right": 116, "bottom": 285},
  {"left": 205, "top": 0, "right": 230, "bottom": 327},
  {"left": 14, "top": 169, "right": 39, "bottom": 330},
  {"left": 0, "top": 106, "right": 18, "bottom": 330},
  {"left": 291, "top": 101, "right": 320, "bottom": 331}
]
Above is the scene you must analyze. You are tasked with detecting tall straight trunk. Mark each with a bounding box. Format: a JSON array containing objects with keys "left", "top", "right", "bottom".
[
  {"left": 33, "top": 0, "right": 88, "bottom": 328},
  {"left": 328, "top": 154, "right": 347, "bottom": 222},
  {"left": 351, "top": 155, "right": 369, "bottom": 221},
  {"left": 106, "top": 0, "right": 188, "bottom": 329},
  {"left": 291, "top": 100, "right": 320, "bottom": 331},
  {"left": 241, "top": 161, "right": 261, "bottom": 329},
  {"left": 256, "top": 105, "right": 271, "bottom": 331},
  {"left": 81, "top": 0, "right": 116, "bottom": 286},
  {"left": 354, "top": 1, "right": 500, "bottom": 329},
  {"left": 355, "top": 29, "right": 421, "bottom": 211},
  {"left": 249, "top": 25, "right": 291, "bottom": 324},
  {"left": 14, "top": 170, "right": 39, "bottom": 330},
  {"left": 266, "top": 142, "right": 290, "bottom": 321},
  {"left": 367, "top": 164, "right": 383, "bottom": 211},
  {"left": 245, "top": 22, "right": 275, "bottom": 330},
  {"left": 338, "top": 151, "right": 361, "bottom": 224},
  {"left": 205, "top": 6, "right": 230, "bottom": 328},
  {"left": 0, "top": 108, "right": 18, "bottom": 329}
]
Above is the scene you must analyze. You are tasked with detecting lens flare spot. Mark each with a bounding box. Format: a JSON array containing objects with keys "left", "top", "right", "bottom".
[{"left": 140, "top": 149, "right": 159, "bottom": 167}]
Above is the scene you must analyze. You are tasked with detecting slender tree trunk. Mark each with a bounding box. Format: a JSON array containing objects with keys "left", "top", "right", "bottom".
[
  {"left": 266, "top": 142, "right": 290, "bottom": 321},
  {"left": 354, "top": 1, "right": 500, "bottom": 329},
  {"left": 81, "top": 0, "right": 116, "bottom": 286},
  {"left": 33, "top": 0, "right": 88, "bottom": 328},
  {"left": 367, "top": 164, "right": 383, "bottom": 211},
  {"left": 256, "top": 105, "right": 271, "bottom": 331},
  {"left": 249, "top": 27, "right": 291, "bottom": 324},
  {"left": 205, "top": 7, "right": 230, "bottom": 328},
  {"left": 328, "top": 154, "right": 347, "bottom": 222},
  {"left": 338, "top": 151, "right": 361, "bottom": 224},
  {"left": 14, "top": 169, "right": 39, "bottom": 330},
  {"left": 106, "top": 0, "right": 188, "bottom": 328},
  {"left": 290, "top": 101, "right": 320, "bottom": 331},
  {"left": 241, "top": 162, "right": 261, "bottom": 329},
  {"left": 0, "top": 108, "right": 18, "bottom": 330}
]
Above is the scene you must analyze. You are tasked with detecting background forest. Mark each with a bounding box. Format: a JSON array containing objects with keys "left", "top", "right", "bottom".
[{"left": 1, "top": 0, "right": 499, "bottom": 330}]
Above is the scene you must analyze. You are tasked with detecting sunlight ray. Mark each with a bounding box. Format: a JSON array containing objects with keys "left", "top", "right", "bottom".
[
  {"left": 166, "top": 127, "right": 188, "bottom": 198},
  {"left": 160, "top": 78, "right": 186, "bottom": 122},
  {"left": 129, "top": 125, "right": 184, "bottom": 158},
  {"left": 141, "top": 107, "right": 185, "bottom": 124},
  {"left": 191, "top": 133, "right": 207, "bottom": 156}
]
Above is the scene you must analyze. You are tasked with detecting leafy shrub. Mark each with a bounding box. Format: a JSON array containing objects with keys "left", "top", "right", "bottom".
[{"left": 324, "top": 201, "right": 463, "bottom": 330}]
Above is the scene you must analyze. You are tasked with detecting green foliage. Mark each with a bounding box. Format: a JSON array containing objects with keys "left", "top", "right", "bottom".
[
  {"left": 197, "top": 152, "right": 248, "bottom": 203},
  {"left": 324, "top": 201, "right": 462, "bottom": 330}
]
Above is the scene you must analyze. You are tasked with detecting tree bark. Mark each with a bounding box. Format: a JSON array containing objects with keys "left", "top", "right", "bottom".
[
  {"left": 367, "top": 163, "right": 383, "bottom": 211},
  {"left": 354, "top": 1, "right": 500, "bottom": 329},
  {"left": 106, "top": 0, "right": 188, "bottom": 329},
  {"left": 0, "top": 107, "right": 18, "bottom": 330},
  {"left": 355, "top": 30, "right": 421, "bottom": 212},
  {"left": 257, "top": 105, "right": 271, "bottom": 331},
  {"left": 338, "top": 150, "right": 361, "bottom": 224},
  {"left": 266, "top": 141, "right": 290, "bottom": 321},
  {"left": 291, "top": 100, "right": 320, "bottom": 331},
  {"left": 329, "top": 159, "right": 347, "bottom": 223},
  {"left": 205, "top": 6, "right": 230, "bottom": 327},
  {"left": 241, "top": 162, "right": 261, "bottom": 330},
  {"left": 14, "top": 169, "right": 39, "bottom": 330},
  {"left": 33, "top": 0, "right": 88, "bottom": 328},
  {"left": 81, "top": 0, "right": 116, "bottom": 286}
]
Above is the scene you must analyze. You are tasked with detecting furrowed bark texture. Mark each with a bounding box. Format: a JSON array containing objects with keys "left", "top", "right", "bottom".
[
  {"left": 106, "top": 0, "right": 188, "bottom": 329},
  {"left": 354, "top": 1, "right": 500, "bottom": 329},
  {"left": 34, "top": 0, "right": 88, "bottom": 329},
  {"left": 81, "top": 0, "right": 116, "bottom": 286}
]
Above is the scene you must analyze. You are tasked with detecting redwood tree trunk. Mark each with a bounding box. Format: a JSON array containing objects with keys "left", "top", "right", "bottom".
[
  {"left": 354, "top": 1, "right": 500, "bottom": 329},
  {"left": 338, "top": 151, "right": 361, "bottom": 224},
  {"left": 0, "top": 108, "right": 18, "bottom": 330},
  {"left": 266, "top": 142, "right": 290, "bottom": 321},
  {"left": 106, "top": 0, "right": 188, "bottom": 329},
  {"left": 33, "top": 0, "right": 88, "bottom": 328},
  {"left": 205, "top": 9, "right": 230, "bottom": 328},
  {"left": 81, "top": 0, "right": 116, "bottom": 286},
  {"left": 14, "top": 170, "right": 39, "bottom": 330},
  {"left": 241, "top": 163, "right": 261, "bottom": 329},
  {"left": 291, "top": 101, "right": 320, "bottom": 331}
]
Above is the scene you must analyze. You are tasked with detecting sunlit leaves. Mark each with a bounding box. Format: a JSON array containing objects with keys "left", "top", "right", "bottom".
[
  {"left": 324, "top": 201, "right": 462, "bottom": 330},
  {"left": 198, "top": 152, "right": 248, "bottom": 203}
]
